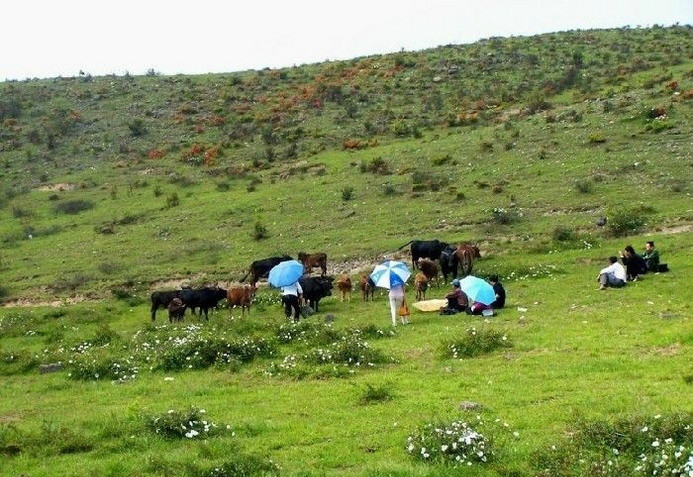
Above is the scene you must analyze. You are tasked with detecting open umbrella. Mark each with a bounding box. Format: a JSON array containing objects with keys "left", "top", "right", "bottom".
[
  {"left": 370, "top": 260, "right": 411, "bottom": 289},
  {"left": 457, "top": 275, "right": 496, "bottom": 305},
  {"left": 268, "top": 260, "right": 304, "bottom": 288}
]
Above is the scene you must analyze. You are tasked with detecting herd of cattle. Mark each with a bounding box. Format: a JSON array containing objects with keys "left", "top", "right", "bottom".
[{"left": 149, "top": 240, "right": 481, "bottom": 322}]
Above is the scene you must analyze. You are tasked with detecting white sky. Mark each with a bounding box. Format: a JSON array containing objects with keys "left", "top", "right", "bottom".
[{"left": 3, "top": 0, "right": 692, "bottom": 80}]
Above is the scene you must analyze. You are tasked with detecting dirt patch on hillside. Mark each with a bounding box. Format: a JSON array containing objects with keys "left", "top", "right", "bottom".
[
  {"left": 649, "top": 343, "right": 681, "bottom": 357},
  {"left": 650, "top": 224, "right": 693, "bottom": 235},
  {"left": 37, "top": 183, "right": 75, "bottom": 192},
  {"left": 1, "top": 295, "right": 90, "bottom": 308}
]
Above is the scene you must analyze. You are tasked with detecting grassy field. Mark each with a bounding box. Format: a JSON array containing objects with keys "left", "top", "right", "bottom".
[{"left": 1, "top": 25, "right": 693, "bottom": 476}]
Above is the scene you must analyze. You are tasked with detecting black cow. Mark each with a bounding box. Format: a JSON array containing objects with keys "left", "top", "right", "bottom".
[
  {"left": 151, "top": 290, "right": 183, "bottom": 321},
  {"left": 439, "top": 245, "right": 457, "bottom": 283},
  {"left": 397, "top": 240, "right": 449, "bottom": 269},
  {"left": 298, "top": 276, "right": 334, "bottom": 313},
  {"left": 241, "top": 255, "right": 293, "bottom": 285},
  {"left": 180, "top": 287, "right": 228, "bottom": 320}
]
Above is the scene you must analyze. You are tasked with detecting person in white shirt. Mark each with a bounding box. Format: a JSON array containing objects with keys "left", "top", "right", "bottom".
[
  {"left": 388, "top": 282, "right": 408, "bottom": 326},
  {"left": 597, "top": 256, "right": 627, "bottom": 290},
  {"left": 281, "top": 281, "right": 303, "bottom": 322}
]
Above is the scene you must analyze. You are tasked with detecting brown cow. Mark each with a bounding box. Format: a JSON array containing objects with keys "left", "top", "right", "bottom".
[
  {"left": 360, "top": 274, "right": 375, "bottom": 301},
  {"left": 168, "top": 297, "right": 186, "bottom": 323},
  {"left": 297, "top": 252, "right": 327, "bottom": 276},
  {"left": 227, "top": 284, "right": 256, "bottom": 316},
  {"left": 417, "top": 258, "right": 439, "bottom": 285},
  {"left": 414, "top": 273, "right": 428, "bottom": 301},
  {"left": 452, "top": 244, "right": 481, "bottom": 277},
  {"left": 336, "top": 274, "right": 352, "bottom": 302}
]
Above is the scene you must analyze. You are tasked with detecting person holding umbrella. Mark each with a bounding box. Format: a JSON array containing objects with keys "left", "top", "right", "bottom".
[
  {"left": 370, "top": 260, "right": 412, "bottom": 327},
  {"left": 268, "top": 260, "right": 305, "bottom": 322},
  {"left": 456, "top": 275, "right": 496, "bottom": 316}
]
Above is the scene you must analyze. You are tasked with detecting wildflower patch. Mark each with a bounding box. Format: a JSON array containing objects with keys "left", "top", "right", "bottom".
[
  {"left": 441, "top": 327, "right": 512, "bottom": 359},
  {"left": 146, "top": 407, "right": 232, "bottom": 440}
]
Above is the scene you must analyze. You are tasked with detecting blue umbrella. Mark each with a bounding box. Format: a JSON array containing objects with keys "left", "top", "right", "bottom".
[
  {"left": 268, "top": 260, "right": 304, "bottom": 288},
  {"left": 458, "top": 276, "right": 496, "bottom": 305},
  {"left": 370, "top": 260, "right": 411, "bottom": 289}
]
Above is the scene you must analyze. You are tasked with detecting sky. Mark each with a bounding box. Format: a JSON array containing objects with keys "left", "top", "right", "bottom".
[{"left": 2, "top": 0, "right": 692, "bottom": 80}]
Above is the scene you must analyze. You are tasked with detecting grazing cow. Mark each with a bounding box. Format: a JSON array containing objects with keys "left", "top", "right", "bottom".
[
  {"left": 439, "top": 245, "right": 457, "bottom": 283},
  {"left": 417, "top": 258, "right": 439, "bottom": 285},
  {"left": 298, "top": 276, "right": 334, "bottom": 313},
  {"left": 335, "top": 274, "right": 352, "bottom": 302},
  {"left": 414, "top": 273, "right": 428, "bottom": 301},
  {"left": 360, "top": 274, "right": 375, "bottom": 301},
  {"left": 397, "top": 239, "right": 449, "bottom": 269},
  {"left": 227, "top": 284, "right": 256, "bottom": 316},
  {"left": 150, "top": 290, "right": 183, "bottom": 321},
  {"left": 241, "top": 255, "right": 293, "bottom": 285},
  {"left": 180, "top": 286, "right": 228, "bottom": 320},
  {"left": 168, "top": 298, "right": 186, "bottom": 323},
  {"left": 451, "top": 244, "right": 481, "bottom": 278},
  {"left": 297, "top": 252, "right": 328, "bottom": 276}
]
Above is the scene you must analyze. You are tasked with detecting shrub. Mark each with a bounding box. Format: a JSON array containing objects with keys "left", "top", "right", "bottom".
[
  {"left": 383, "top": 183, "right": 398, "bottom": 196},
  {"left": 67, "top": 354, "right": 139, "bottom": 382},
  {"left": 127, "top": 118, "right": 147, "bottom": 137},
  {"left": 0, "top": 350, "right": 40, "bottom": 375},
  {"left": 490, "top": 207, "right": 522, "bottom": 225},
  {"left": 54, "top": 200, "right": 94, "bottom": 215},
  {"left": 146, "top": 407, "right": 229, "bottom": 439},
  {"left": 153, "top": 185, "right": 163, "bottom": 197},
  {"left": 341, "top": 186, "right": 354, "bottom": 201},
  {"left": 359, "top": 383, "right": 394, "bottom": 405},
  {"left": 532, "top": 413, "right": 693, "bottom": 477},
  {"left": 203, "top": 455, "right": 280, "bottom": 477},
  {"left": 441, "top": 327, "right": 511, "bottom": 359},
  {"left": 552, "top": 226, "right": 577, "bottom": 242},
  {"left": 575, "top": 179, "right": 593, "bottom": 194},
  {"left": 166, "top": 192, "right": 180, "bottom": 208},
  {"left": 305, "top": 336, "right": 389, "bottom": 367},
  {"left": 252, "top": 221, "right": 269, "bottom": 241},
  {"left": 53, "top": 273, "right": 90, "bottom": 292},
  {"left": 406, "top": 419, "right": 493, "bottom": 465},
  {"left": 588, "top": 132, "right": 606, "bottom": 144},
  {"left": 156, "top": 337, "right": 275, "bottom": 371},
  {"left": 607, "top": 207, "right": 648, "bottom": 237},
  {"left": 359, "top": 157, "right": 390, "bottom": 175}
]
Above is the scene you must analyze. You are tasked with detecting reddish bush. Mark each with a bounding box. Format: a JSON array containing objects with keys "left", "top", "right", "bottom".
[
  {"left": 682, "top": 90, "right": 693, "bottom": 100},
  {"left": 666, "top": 80, "right": 679, "bottom": 91},
  {"left": 147, "top": 149, "right": 165, "bottom": 159},
  {"left": 343, "top": 139, "right": 363, "bottom": 150},
  {"left": 195, "top": 125, "right": 205, "bottom": 134},
  {"left": 203, "top": 146, "right": 219, "bottom": 166}
]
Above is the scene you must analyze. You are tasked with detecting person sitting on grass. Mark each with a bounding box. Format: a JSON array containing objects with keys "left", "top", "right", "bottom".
[
  {"left": 489, "top": 275, "right": 506, "bottom": 309},
  {"left": 597, "top": 256, "right": 627, "bottom": 290},
  {"left": 620, "top": 245, "right": 647, "bottom": 281},
  {"left": 642, "top": 241, "right": 665, "bottom": 273},
  {"left": 439, "top": 279, "right": 469, "bottom": 315}
]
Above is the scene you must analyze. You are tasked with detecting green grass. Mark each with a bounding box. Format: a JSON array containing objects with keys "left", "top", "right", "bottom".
[{"left": 1, "top": 25, "right": 693, "bottom": 476}]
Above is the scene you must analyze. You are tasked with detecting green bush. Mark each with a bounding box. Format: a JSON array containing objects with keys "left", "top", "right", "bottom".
[
  {"left": 406, "top": 419, "right": 493, "bottom": 465},
  {"left": 341, "top": 186, "right": 354, "bottom": 201},
  {"left": 166, "top": 192, "right": 180, "bottom": 208},
  {"left": 54, "top": 200, "right": 94, "bottom": 215},
  {"left": 146, "top": 407, "right": 229, "bottom": 439},
  {"left": 359, "top": 383, "right": 394, "bottom": 405},
  {"left": 607, "top": 207, "right": 648, "bottom": 236},
  {"left": 252, "top": 221, "right": 269, "bottom": 241},
  {"left": 67, "top": 354, "right": 139, "bottom": 382},
  {"left": 441, "top": 327, "right": 511, "bottom": 359},
  {"left": 203, "top": 455, "right": 280, "bottom": 477}
]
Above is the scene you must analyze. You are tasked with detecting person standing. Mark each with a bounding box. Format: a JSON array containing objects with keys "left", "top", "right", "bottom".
[
  {"left": 489, "top": 275, "right": 506, "bottom": 309},
  {"left": 388, "top": 282, "right": 408, "bottom": 326},
  {"left": 597, "top": 256, "right": 627, "bottom": 289},
  {"left": 281, "top": 280, "right": 303, "bottom": 322}
]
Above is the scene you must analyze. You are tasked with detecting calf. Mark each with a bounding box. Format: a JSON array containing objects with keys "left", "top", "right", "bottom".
[
  {"left": 297, "top": 252, "right": 328, "bottom": 276},
  {"left": 360, "top": 274, "right": 375, "bottom": 301},
  {"left": 417, "top": 258, "right": 439, "bottom": 285},
  {"left": 227, "top": 285, "right": 256, "bottom": 316},
  {"left": 167, "top": 298, "right": 186, "bottom": 323},
  {"left": 335, "top": 274, "right": 352, "bottom": 302},
  {"left": 241, "top": 255, "right": 293, "bottom": 285},
  {"left": 180, "top": 286, "right": 228, "bottom": 320},
  {"left": 414, "top": 273, "right": 429, "bottom": 301},
  {"left": 298, "top": 276, "right": 334, "bottom": 313},
  {"left": 150, "top": 290, "right": 182, "bottom": 321}
]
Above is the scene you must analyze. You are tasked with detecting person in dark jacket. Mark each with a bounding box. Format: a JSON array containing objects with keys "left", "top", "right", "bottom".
[
  {"left": 489, "top": 275, "right": 506, "bottom": 309},
  {"left": 642, "top": 241, "right": 661, "bottom": 272},
  {"left": 620, "top": 245, "right": 647, "bottom": 281}
]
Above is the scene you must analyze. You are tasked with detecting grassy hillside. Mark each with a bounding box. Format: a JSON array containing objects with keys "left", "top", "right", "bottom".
[{"left": 1, "top": 26, "right": 693, "bottom": 477}]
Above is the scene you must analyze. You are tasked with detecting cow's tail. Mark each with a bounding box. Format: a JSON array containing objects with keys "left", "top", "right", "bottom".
[
  {"left": 240, "top": 270, "right": 249, "bottom": 283},
  {"left": 396, "top": 240, "right": 414, "bottom": 251}
]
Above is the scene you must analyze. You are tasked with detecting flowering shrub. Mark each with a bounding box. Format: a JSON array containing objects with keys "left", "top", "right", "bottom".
[
  {"left": 67, "top": 354, "right": 139, "bottom": 382},
  {"left": 441, "top": 327, "right": 511, "bottom": 359},
  {"left": 146, "top": 407, "right": 230, "bottom": 439},
  {"left": 156, "top": 336, "right": 275, "bottom": 371},
  {"left": 305, "top": 336, "right": 389, "bottom": 367},
  {"left": 406, "top": 420, "right": 493, "bottom": 465},
  {"left": 491, "top": 207, "right": 522, "bottom": 224},
  {"left": 533, "top": 413, "right": 693, "bottom": 477}
]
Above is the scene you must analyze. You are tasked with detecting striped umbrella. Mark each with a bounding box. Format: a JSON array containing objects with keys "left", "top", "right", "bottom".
[{"left": 369, "top": 260, "right": 411, "bottom": 289}]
